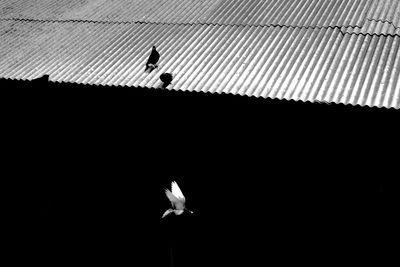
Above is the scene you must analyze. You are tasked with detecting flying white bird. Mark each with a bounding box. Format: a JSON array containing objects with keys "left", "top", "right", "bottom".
[{"left": 162, "top": 181, "right": 193, "bottom": 218}]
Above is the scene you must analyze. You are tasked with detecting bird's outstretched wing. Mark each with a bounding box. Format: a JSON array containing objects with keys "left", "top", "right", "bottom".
[
  {"left": 171, "top": 181, "right": 185, "bottom": 200},
  {"left": 165, "top": 189, "right": 179, "bottom": 203}
]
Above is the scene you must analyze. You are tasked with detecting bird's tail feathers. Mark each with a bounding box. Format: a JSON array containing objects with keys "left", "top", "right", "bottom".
[{"left": 145, "top": 64, "right": 158, "bottom": 73}]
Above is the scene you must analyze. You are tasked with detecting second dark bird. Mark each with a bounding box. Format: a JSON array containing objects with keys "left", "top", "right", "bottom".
[
  {"left": 160, "top": 73, "right": 173, "bottom": 88},
  {"left": 145, "top": 46, "right": 160, "bottom": 73}
]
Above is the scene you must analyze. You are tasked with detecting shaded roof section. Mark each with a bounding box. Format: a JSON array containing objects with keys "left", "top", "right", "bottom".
[
  {"left": 0, "top": 0, "right": 384, "bottom": 28},
  {"left": 1, "top": 20, "right": 399, "bottom": 109}
]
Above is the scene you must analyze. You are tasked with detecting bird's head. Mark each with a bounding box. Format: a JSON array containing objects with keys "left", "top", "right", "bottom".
[{"left": 152, "top": 46, "right": 156, "bottom": 49}]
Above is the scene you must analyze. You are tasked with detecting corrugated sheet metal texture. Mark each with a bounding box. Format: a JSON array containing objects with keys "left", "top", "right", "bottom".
[
  {"left": 204, "top": 0, "right": 373, "bottom": 28},
  {"left": 0, "top": 0, "right": 378, "bottom": 28},
  {"left": 345, "top": 0, "right": 400, "bottom": 35},
  {"left": 365, "top": 0, "right": 400, "bottom": 35},
  {"left": 1, "top": 20, "right": 399, "bottom": 109},
  {"left": 0, "top": 0, "right": 222, "bottom": 23}
]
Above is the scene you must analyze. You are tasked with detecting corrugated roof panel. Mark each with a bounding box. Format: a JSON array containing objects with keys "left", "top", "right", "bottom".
[
  {"left": 362, "top": 0, "right": 400, "bottom": 35},
  {"left": 366, "top": 0, "right": 400, "bottom": 26},
  {"left": 0, "top": 0, "right": 375, "bottom": 28},
  {"left": 206, "top": 0, "right": 373, "bottom": 27},
  {"left": 0, "top": 0, "right": 222, "bottom": 23},
  {"left": 0, "top": 0, "right": 89, "bottom": 20},
  {"left": 1, "top": 20, "right": 399, "bottom": 109}
]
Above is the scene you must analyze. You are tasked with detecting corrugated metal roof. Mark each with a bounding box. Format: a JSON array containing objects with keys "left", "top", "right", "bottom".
[
  {"left": 1, "top": 20, "right": 399, "bottom": 109},
  {"left": 1, "top": 1, "right": 400, "bottom": 109},
  {"left": 1, "top": 1, "right": 398, "bottom": 32},
  {"left": 0, "top": 0, "right": 376, "bottom": 27}
]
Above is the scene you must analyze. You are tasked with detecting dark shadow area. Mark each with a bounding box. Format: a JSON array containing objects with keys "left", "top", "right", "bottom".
[{"left": 2, "top": 78, "right": 398, "bottom": 266}]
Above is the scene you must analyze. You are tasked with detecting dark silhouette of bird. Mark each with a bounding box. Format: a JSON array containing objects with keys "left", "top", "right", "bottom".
[
  {"left": 160, "top": 73, "right": 173, "bottom": 88},
  {"left": 145, "top": 46, "right": 160, "bottom": 73}
]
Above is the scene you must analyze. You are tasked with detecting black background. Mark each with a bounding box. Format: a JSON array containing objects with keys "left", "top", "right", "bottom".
[{"left": 3, "top": 77, "right": 397, "bottom": 266}]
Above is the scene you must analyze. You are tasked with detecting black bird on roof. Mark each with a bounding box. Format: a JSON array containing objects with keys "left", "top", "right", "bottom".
[
  {"left": 160, "top": 73, "right": 173, "bottom": 88},
  {"left": 145, "top": 46, "right": 160, "bottom": 73}
]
